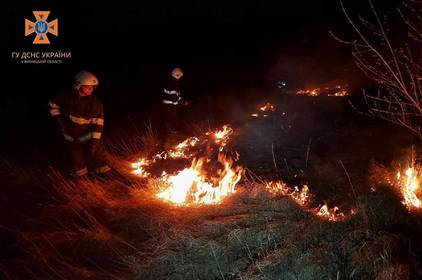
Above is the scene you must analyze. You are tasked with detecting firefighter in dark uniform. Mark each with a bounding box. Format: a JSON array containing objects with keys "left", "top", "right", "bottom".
[
  {"left": 160, "top": 67, "right": 187, "bottom": 136},
  {"left": 49, "top": 70, "right": 110, "bottom": 178}
]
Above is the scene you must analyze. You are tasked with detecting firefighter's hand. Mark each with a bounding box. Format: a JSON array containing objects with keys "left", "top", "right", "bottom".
[
  {"left": 62, "top": 133, "right": 75, "bottom": 142},
  {"left": 183, "top": 101, "right": 189, "bottom": 106}
]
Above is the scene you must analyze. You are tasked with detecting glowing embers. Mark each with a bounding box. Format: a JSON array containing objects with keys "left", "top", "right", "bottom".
[
  {"left": 396, "top": 166, "right": 421, "bottom": 209},
  {"left": 156, "top": 154, "right": 244, "bottom": 205}
]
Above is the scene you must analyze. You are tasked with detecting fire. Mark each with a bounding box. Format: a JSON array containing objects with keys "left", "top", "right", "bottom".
[
  {"left": 297, "top": 88, "right": 321, "bottom": 97},
  {"left": 167, "top": 137, "right": 200, "bottom": 159},
  {"left": 131, "top": 158, "right": 150, "bottom": 178},
  {"left": 156, "top": 154, "right": 244, "bottom": 205},
  {"left": 296, "top": 85, "right": 349, "bottom": 97},
  {"left": 251, "top": 102, "right": 276, "bottom": 118},
  {"left": 396, "top": 167, "right": 421, "bottom": 209},
  {"left": 316, "top": 204, "right": 345, "bottom": 221},
  {"left": 131, "top": 125, "right": 241, "bottom": 205},
  {"left": 260, "top": 102, "right": 276, "bottom": 112},
  {"left": 265, "top": 180, "right": 347, "bottom": 221},
  {"left": 207, "top": 125, "right": 233, "bottom": 151},
  {"left": 265, "top": 181, "right": 310, "bottom": 206}
]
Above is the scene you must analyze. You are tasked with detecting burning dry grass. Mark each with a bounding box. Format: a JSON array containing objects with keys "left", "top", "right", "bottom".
[
  {"left": 4, "top": 161, "right": 420, "bottom": 279},
  {"left": 3, "top": 99, "right": 422, "bottom": 279},
  {"left": 370, "top": 160, "right": 422, "bottom": 212}
]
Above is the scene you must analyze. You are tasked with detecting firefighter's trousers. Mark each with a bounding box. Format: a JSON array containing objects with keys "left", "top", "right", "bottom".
[{"left": 65, "top": 141, "right": 110, "bottom": 177}]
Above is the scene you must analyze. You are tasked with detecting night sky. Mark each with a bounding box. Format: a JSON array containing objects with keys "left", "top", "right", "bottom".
[{"left": 5, "top": 0, "right": 402, "bottom": 118}]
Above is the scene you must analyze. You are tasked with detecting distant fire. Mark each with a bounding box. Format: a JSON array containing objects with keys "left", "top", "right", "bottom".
[
  {"left": 297, "top": 88, "right": 321, "bottom": 97},
  {"left": 260, "top": 102, "right": 276, "bottom": 112},
  {"left": 251, "top": 102, "right": 276, "bottom": 118},
  {"left": 296, "top": 85, "right": 349, "bottom": 97},
  {"left": 396, "top": 166, "right": 421, "bottom": 209}
]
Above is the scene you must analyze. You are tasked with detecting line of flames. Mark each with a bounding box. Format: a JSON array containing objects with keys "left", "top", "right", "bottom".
[
  {"left": 265, "top": 181, "right": 348, "bottom": 221},
  {"left": 296, "top": 85, "right": 349, "bottom": 97},
  {"left": 131, "top": 104, "right": 350, "bottom": 221}
]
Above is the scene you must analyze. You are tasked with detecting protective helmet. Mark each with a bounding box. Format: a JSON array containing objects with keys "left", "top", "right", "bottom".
[
  {"left": 171, "top": 68, "right": 183, "bottom": 80},
  {"left": 73, "top": 70, "right": 99, "bottom": 90}
]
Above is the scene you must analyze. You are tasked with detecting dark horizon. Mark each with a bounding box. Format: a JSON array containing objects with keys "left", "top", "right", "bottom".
[{"left": 5, "top": 0, "right": 403, "bottom": 119}]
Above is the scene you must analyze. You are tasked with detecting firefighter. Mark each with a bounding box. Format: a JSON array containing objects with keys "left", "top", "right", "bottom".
[
  {"left": 159, "top": 67, "right": 188, "bottom": 136},
  {"left": 49, "top": 70, "right": 110, "bottom": 178}
]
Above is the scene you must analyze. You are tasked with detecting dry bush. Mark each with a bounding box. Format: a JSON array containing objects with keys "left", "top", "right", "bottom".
[{"left": 335, "top": 0, "right": 422, "bottom": 140}]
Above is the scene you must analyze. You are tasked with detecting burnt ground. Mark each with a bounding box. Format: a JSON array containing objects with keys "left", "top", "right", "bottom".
[{"left": 1, "top": 92, "right": 422, "bottom": 279}]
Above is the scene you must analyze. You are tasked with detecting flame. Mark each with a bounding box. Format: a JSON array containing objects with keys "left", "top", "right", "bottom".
[
  {"left": 260, "top": 102, "right": 276, "bottom": 112},
  {"left": 265, "top": 180, "right": 347, "bottom": 221},
  {"left": 296, "top": 85, "right": 349, "bottom": 97},
  {"left": 156, "top": 154, "right": 243, "bottom": 205},
  {"left": 297, "top": 88, "right": 320, "bottom": 97},
  {"left": 251, "top": 102, "right": 276, "bottom": 118},
  {"left": 316, "top": 204, "right": 345, "bottom": 221},
  {"left": 131, "top": 158, "right": 150, "bottom": 177},
  {"left": 265, "top": 181, "right": 310, "bottom": 206},
  {"left": 167, "top": 137, "right": 200, "bottom": 159},
  {"left": 397, "top": 167, "right": 421, "bottom": 209},
  {"left": 207, "top": 125, "right": 233, "bottom": 151}
]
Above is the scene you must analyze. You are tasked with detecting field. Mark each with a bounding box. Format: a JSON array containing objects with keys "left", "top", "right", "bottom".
[{"left": 1, "top": 93, "right": 422, "bottom": 279}]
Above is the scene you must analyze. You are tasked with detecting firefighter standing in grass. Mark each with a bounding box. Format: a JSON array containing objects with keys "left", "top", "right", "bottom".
[
  {"left": 160, "top": 67, "right": 188, "bottom": 136},
  {"left": 49, "top": 70, "right": 110, "bottom": 178}
]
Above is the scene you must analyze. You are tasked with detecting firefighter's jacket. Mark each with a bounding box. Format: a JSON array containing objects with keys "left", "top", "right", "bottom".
[
  {"left": 49, "top": 90, "right": 104, "bottom": 142},
  {"left": 162, "top": 78, "right": 182, "bottom": 105}
]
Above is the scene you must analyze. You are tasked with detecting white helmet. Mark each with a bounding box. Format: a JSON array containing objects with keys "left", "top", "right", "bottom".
[
  {"left": 73, "top": 70, "right": 99, "bottom": 90},
  {"left": 171, "top": 68, "right": 183, "bottom": 80}
]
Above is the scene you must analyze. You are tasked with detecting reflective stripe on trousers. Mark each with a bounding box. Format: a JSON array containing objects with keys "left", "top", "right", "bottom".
[
  {"left": 75, "top": 167, "right": 88, "bottom": 177},
  {"left": 95, "top": 165, "right": 111, "bottom": 174}
]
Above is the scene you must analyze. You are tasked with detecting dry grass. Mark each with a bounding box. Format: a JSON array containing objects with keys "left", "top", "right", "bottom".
[{"left": 2, "top": 98, "right": 422, "bottom": 279}]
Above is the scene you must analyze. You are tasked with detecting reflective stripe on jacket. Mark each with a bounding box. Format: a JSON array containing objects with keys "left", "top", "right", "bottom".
[{"left": 49, "top": 90, "right": 104, "bottom": 140}]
